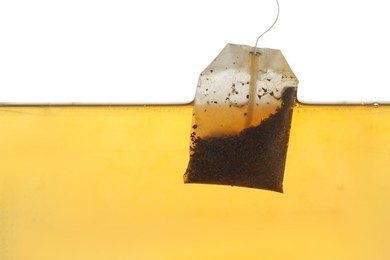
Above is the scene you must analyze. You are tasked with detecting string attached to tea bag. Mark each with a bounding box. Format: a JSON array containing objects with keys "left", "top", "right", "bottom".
[
  {"left": 252, "top": 0, "right": 280, "bottom": 54},
  {"left": 246, "top": 0, "right": 280, "bottom": 127}
]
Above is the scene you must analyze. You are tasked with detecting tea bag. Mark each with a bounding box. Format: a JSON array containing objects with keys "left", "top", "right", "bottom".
[{"left": 184, "top": 43, "right": 298, "bottom": 192}]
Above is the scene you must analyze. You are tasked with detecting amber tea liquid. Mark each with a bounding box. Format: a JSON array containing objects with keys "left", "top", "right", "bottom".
[{"left": 1, "top": 103, "right": 389, "bottom": 259}]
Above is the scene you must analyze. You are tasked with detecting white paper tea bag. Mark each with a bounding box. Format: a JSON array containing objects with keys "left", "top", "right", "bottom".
[{"left": 184, "top": 43, "right": 298, "bottom": 192}]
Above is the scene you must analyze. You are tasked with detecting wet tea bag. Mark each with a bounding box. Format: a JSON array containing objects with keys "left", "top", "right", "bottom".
[{"left": 184, "top": 44, "right": 298, "bottom": 192}]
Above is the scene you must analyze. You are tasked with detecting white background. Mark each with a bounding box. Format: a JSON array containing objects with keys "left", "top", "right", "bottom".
[{"left": 0, "top": 0, "right": 389, "bottom": 104}]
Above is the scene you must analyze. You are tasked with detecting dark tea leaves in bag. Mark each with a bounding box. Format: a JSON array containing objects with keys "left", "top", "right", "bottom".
[{"left": 184, "top": 44, "right": 298, "bottom": 192}]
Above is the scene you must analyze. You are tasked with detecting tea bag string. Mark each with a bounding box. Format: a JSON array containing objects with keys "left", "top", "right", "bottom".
[{"left": 253, "top": 0, "right": 280, "bottom": 53}]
